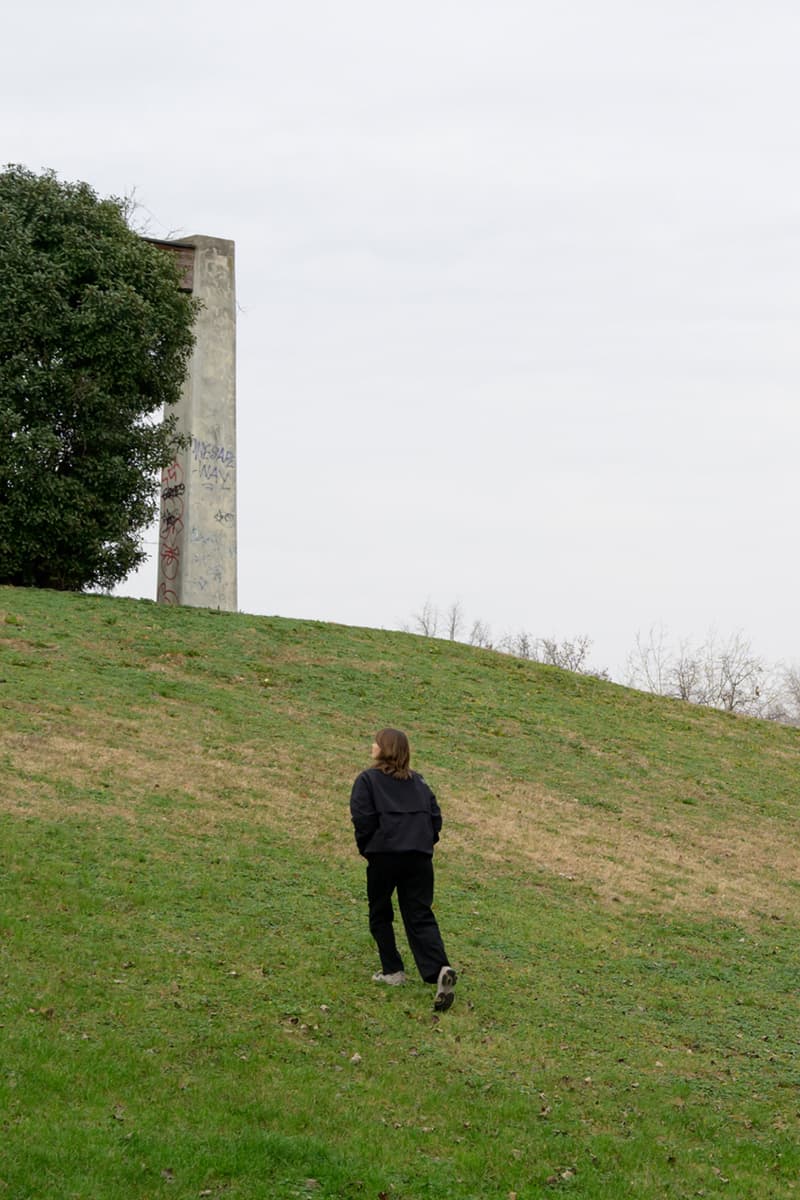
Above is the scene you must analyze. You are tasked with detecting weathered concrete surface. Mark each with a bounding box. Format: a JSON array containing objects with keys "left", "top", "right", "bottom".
[{"left": 156, "top": 236, "right": 237, "bottom": 611}]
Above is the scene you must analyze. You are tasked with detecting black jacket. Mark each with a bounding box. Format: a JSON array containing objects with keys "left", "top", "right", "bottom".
[{"left": 350, "top": 768, "right": 442, "bottom": 857}]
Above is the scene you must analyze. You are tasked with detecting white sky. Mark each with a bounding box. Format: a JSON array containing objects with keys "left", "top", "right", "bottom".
[{"left": 6, "top": 0, "right": 800, "bottom": 678}]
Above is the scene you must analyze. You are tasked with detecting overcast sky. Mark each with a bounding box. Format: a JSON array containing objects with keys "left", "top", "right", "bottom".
[{"left": 6, "top": 1, "right": 800, "bottom": 678}]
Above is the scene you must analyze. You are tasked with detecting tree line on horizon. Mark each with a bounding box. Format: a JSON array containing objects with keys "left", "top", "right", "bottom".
[{"left": 406, "top": 600, "right": 800, "bottom": 727}]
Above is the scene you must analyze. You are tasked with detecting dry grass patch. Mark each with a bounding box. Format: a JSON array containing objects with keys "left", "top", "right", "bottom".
[
  {"left": 0, "top": 715, "right": 355, "bottom": 858},
  {"left": 4, "top": 707, "right": 796, "bottom": 925},
  {"left": 447, "top": 779, "right": 799, "bottom": 921}
]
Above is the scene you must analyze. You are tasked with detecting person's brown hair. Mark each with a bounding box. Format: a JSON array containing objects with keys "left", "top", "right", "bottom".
[{"left": 373, "top": 727, "right": 412, "bottom": 779}]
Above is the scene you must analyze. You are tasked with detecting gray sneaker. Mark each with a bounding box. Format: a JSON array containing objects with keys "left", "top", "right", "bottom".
[
  {"left": 372, "top": 970, "right": 406, "bottom": 986},
  {"left": 433, "top": 965, "right": 457, "bottom": 1012}
]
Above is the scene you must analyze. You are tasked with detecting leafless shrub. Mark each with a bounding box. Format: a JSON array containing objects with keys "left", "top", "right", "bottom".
[
  {"left": 783, "top": 665, "right": 800, "bottom": 720},
  {"left": 412, "top": 599, "right": 439, "bottom": 638},
  {"left": 626, "top": 627, "right": 785, "bottom": 718},
  {"left": 753, "top": 664, "right": 800, "bottom": 726},
  {"left": 672, "top": 637, "right": 702, "bottom": 702},
  {"left": 537, "top": 634, "right": 593, "bottom": 673},
  {"left": 498, "top": 630, "right": 607, "bottom": 678},
  {"left": 468, "top": 619, "right": 494, "bottom": 649},
  {"left": 499, "top": 630, "right": 535, "bottom": 659},
  {"left": 625, "top": 626, "right": 671, "bottom": 695},
  {"left": 445, "top": 601, "right": 464, "bottom": 642},
  {"left": 698, "top": 631, "right": 764, "bottom": 713}
]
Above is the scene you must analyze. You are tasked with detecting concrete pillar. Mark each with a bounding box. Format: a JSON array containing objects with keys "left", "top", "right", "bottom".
[{"left": 155, "top": 236, "right": 237, "bottom": 611}]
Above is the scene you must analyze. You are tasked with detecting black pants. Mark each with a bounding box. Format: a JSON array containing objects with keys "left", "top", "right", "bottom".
[{"left": 366, "top": 852, "right": 449, "bottom": 983}]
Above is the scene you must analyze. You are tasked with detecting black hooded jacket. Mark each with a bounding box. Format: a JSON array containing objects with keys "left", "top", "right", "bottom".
[{"left": 350, "top": 767, "right": 442, "bottom": 857}]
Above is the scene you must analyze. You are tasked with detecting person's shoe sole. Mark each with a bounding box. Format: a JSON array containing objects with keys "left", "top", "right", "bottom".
[
  {"left": 433, "top": 966, "right": 457, "bottom": 1012},
  {"left": 372, "top": 971, "right": 406, "bottom": 985}
]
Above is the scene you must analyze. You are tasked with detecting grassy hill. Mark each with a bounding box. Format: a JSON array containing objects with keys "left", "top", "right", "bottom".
[{"left": 1, "top": 585, "right": 799, "bottom": 1200}]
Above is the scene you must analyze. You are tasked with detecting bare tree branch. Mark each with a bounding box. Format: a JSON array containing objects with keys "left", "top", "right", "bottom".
[
  {"left": 625, "top": 625, "right": 671, "bottom": 694},
  {"left": 445, "top": 600, "right": 464, "bottom": 642},
  {"left": 468, "top": 619, "right": 493, "bottom": 649},
  {"left": 537, "top": 634, "right": 593, "bottom": 673},
  {"left": 412, "top": 599, "right": 439, "bottom": 638}
]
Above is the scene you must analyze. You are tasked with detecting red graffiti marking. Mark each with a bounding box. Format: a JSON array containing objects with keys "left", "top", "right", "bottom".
[{"left": 159, "top": 459, "right": 185, "bottom": 596}]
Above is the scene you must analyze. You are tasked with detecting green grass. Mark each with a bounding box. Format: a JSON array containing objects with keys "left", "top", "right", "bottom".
[{"left": 1, "top": 585, "right": 799, "bottom": 1199}]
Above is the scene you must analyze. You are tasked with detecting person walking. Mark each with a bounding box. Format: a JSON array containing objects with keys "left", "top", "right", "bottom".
[{"left": 349, "top": 727, "right": 457, "bottom": 1012}]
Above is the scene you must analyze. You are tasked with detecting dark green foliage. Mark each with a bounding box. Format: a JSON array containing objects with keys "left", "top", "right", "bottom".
[{"left": 0, "top": 166, "right": 197, "bottom": 590}]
